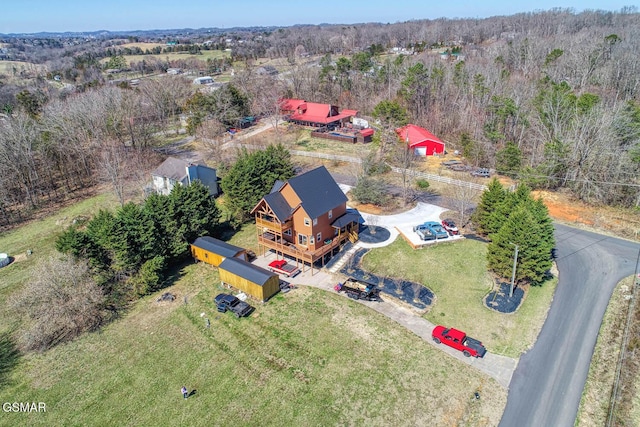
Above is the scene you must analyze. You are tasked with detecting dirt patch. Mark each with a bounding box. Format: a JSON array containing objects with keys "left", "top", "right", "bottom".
[
  {"left": 533, "top": 190, "right": 640, "bottom": 240},
  {"left": 533, "top": 190, "right": 595, "bottom": 225}
]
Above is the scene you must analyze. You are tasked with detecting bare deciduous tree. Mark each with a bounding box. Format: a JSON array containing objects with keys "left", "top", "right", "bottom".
[{"left": 9, "top": 255, "right": 105, "bottom": 352}]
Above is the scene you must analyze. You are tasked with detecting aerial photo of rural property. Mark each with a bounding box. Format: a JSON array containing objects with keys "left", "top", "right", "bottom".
[{"left": 1, "top": 1, "right": 640, "bottom": 426}]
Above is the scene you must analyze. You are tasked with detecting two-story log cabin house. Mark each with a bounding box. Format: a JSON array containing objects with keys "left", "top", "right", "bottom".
[{"left": 251, "top": 166, "right": 360, "bottom": 274}]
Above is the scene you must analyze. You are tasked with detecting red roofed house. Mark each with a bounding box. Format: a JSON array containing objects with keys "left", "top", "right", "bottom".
[
  {"left": 279, "top": 98, "right": 306, "bottom": 115},
  {"left": 280, "top": 98, "right": 358, "bottom": 128},
  {"left": 396, "top": 124, "right": 445, "bottom": 156}
]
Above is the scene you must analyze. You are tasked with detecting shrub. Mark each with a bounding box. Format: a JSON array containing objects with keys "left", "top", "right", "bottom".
[
  {"left": 415, "top": 179, "right": 430, "bottom": 190},
  {"left": 351, "top": 176, "right": 389, "bottom": 206}
]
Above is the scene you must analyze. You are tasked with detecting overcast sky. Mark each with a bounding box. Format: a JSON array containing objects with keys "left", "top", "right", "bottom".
[{"left": 1, "top": 0, "right": 637, "bottom": 34}]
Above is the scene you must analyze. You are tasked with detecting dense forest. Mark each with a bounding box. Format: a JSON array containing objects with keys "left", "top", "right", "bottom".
[{"left": 0, "top": 7, "right": 639, "bottom": 227}]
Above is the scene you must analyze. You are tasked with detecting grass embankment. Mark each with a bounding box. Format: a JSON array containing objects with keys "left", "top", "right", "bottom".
[
  {"left": 577, "top": 277, "right": 640, "bottom": 426},
  {"left": 362, "top": 238, "right": 557, "bottom": 358},
  {"left": 0, "top": 194, "right": 507, "bottom": 426}
]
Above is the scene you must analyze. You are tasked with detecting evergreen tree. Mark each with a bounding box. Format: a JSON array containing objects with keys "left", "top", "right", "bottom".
[
  {"left": 221, "top": 144, "right": 294, "bottom": 227},
  {"left": 109, "top": 202, "right": 158, "bottom": 275},
  {"left": 495, "top": 141, "right": 522, "bottom": 178},
  {"left": 485, "top": 183, "right": 531, "bottom": 236},
  {"left": 372, "top": 100, "right": 409, "bottom": 127},
  {"left": 486, "top": 193, "right": 555, "bottom": 284},
  {"left": 166, "top": 180, "right": 221, "bottom": 257},
  {"left": 472, "top": 178, "right": 507, "bottom": 235},
  {"left": 142, "top": 193, "right": 173, "bottom": 258}
]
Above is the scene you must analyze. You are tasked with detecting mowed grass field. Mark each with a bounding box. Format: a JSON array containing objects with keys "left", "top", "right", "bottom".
[
  {"left": 0, "top": 60, "right": 45, "bottom": 75},
  {"left": 100, "top": 49, "right": 230, "bottom": 66},
  {"left": 0, "top": 193, "right": 507, "bottom": 426},
  {"left": 362, "top": 238, "right": 558, "bottom": 358}
]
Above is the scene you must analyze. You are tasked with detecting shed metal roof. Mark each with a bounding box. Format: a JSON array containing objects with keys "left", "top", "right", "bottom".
[
  {"left": 219, "top": 257, "right": 276, "bottom": 286},
  {"left": 191, "top": 236, "right": 244, "bottom": 258},
  {"left": 395, "top": 124, "right": 444, "bottom": 148}
]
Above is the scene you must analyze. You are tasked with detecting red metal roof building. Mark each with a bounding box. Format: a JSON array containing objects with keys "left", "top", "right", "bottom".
[
  {"left": 279, "top": 98, "right": 306, "bottom": 115},
  {"left": 396, "top": 124, "right": 445, "bottom": 156},
  {"left": 280, "top": 98, "right": 358, "bottom": 127}
]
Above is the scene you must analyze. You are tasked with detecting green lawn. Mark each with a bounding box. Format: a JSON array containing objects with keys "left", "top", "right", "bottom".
[
  {"left": 0, "top": 193, "right": 117, "bottom": 333},
  {"left": 361, "top": 238, "right": 557, "bottom": 357},
  {"left": 288, "top": 130, "right": 375, "bottom": 158},
  {"left": 0, "top": 262, "right": 506, "bottom": 426}
]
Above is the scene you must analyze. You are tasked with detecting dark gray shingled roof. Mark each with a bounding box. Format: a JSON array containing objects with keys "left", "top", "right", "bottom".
[
  {"left": 263, "top": 192, "right": 294, "bottom": 222},
  {"left": 331, "top": 211, "right": 362, "bottom": 228},
  {"left": 219, "top": 257, "right": 277, "bottom": 286},
  {"left": 287, "top": 166, "right": 347, "bottom": 219},
  {"left": 152, "top": 157, "right": 191, "bottom": 181},
  {"left": 270, "top": 180, "right": 285, "bottom": 194},
  {"left": 191, "top": 236, "right": 244, "bottom": 258}
]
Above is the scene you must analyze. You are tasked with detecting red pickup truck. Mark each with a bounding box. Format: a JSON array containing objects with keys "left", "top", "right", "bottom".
[
  {"left": 268, "top": 259, "right": 301, "bottom": 277},
  {"left": 432, "top": 325, "right": 486, "bottom": 358}
]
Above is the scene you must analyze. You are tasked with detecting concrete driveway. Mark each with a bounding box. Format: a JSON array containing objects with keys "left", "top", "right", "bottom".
[
  {"left": 339, "top": 183, "right": 451, "bottom": 248},
  {"left": 251, "top": 196, "right": 518, "bottom": 388}
]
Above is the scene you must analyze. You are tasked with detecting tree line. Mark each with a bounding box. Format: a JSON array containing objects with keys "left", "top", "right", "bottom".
[{"left": 1, "top": 7, "right": 639, "bottom": 229}]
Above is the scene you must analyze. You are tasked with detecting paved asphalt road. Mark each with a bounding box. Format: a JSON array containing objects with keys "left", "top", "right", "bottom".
[{"left": 500, "top": 224, "right": 640, "bottom": 427}]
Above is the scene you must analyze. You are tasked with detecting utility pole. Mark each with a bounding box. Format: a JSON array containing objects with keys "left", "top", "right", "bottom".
[{"left": 509, "top": 243, "right": 519, "bottom": 298}]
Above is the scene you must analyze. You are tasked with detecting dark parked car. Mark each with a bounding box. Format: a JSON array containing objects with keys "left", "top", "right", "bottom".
[
  {"left": 432, "top": 326, "right": 486, "bottom": 358},
  {"left": 441, "top": 218, "right": 459, "bottom": 235},
  {"left": 214, "top": 293, "right": 254, "bottom": 318}
]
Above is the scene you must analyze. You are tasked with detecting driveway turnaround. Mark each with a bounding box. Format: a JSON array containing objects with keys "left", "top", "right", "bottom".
[{"left": 500, "top": 224, "right": 640, "bottom": 427}]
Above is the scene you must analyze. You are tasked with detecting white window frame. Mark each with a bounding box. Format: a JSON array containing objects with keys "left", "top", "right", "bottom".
[
  {"left": 304, "top": 217, "right": 311, "bottom": 226},
  {"left": 298, "top": 234, "right": 307, "bottom": 245},
  {"left": 313, "top": 218, "right": 318, "bottom": 226},
  {"left": 317, "top": 232, "right": 322, "bottom": 242},
  {"left": 310, "top": 236, "right": 315, "bottom": 244},
  {"left": 328, "top": 209, "right": 333, "bottom": 219},
  {"left": 284, "top": 228, "right": 292, "bottom": 236}
]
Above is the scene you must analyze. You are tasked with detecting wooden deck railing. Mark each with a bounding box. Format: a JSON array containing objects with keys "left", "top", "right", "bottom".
[
  {"left": 258, "top": 232, "right": 348, "bottom": 264},
  {"left": 255, "top": 217, "right": 292, "bottom": 234}
]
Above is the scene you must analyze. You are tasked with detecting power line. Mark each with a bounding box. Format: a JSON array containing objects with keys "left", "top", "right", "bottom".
[{"left": 492, "top": 169, "right": 640, "bottom": 188}]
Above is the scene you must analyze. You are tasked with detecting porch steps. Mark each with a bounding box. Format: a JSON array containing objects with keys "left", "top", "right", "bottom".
[{"left": 328, "top": 243, "right": 361, "bottom": 274}]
